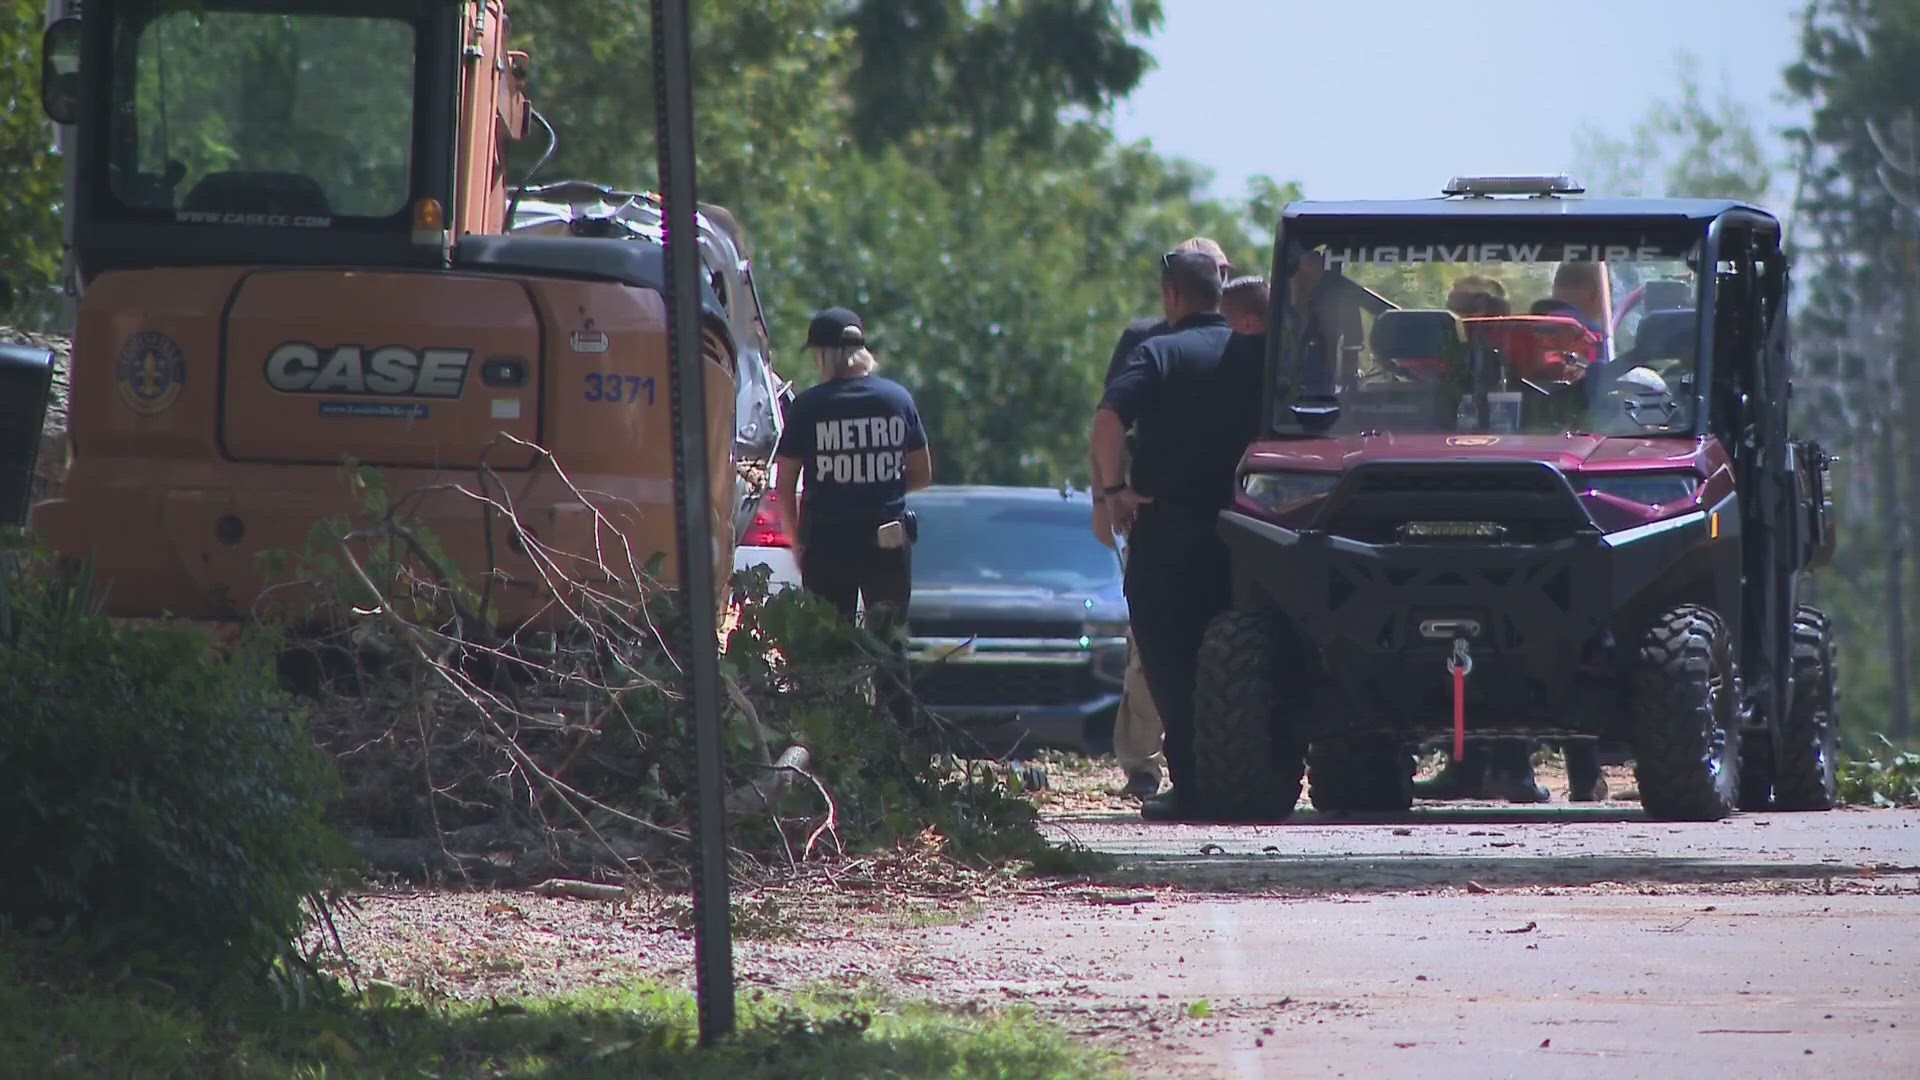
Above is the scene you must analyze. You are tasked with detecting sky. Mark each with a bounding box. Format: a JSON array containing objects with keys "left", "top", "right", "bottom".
[{"left": 1109, "top": 0, "right": 1810, "bottom": 206}]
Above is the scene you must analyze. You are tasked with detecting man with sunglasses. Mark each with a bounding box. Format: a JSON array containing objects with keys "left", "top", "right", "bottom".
[
  {"left": 1092, "top": 235, "right": 1233, "bottom": 801},
  {"left": 1090, "top": 248, "right": 1263, "bottom": 822}
]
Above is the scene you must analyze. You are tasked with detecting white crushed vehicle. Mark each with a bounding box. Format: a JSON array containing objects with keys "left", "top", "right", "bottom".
[{"left": 507, "top": 181, "right": 802, "bottom": 596}]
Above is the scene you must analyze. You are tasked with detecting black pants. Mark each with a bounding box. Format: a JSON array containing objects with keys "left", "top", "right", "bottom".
[
  {"left": 797, "top": 518, "right": 912, "bottom": 631},
  {"left": 799, "top": 514, "right": 914, "bottom": 727},
  {"left": 1123, "top": 501, "right": 1231, "bottom": 793}
]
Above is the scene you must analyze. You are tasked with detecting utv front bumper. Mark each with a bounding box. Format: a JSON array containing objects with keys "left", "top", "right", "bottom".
[{"left": 1219, "top": 461, "right": 1725, "bottom": 740}]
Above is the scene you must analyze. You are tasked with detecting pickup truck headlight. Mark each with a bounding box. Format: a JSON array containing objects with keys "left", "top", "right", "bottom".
[
  {"left": 1580, "top": 471, "right": 1700, "bottom": 507},
  {"left": 1082, "top": 619, "right": 1130, "bottom": 683},
  {"left": 1242, "top": 471, "right": 1339, "bottom": 513}
]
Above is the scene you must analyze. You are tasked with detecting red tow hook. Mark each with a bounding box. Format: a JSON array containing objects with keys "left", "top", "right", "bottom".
[{"left": 1447, "top": 637, "right": 1473, "bottom": 760}]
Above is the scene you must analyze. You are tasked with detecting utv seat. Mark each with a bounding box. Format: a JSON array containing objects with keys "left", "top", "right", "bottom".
[
  {"left": 1620, "top": 307, "right": 1696, "bottom": 367},
  {"left": 1368, "top": 308, "right": 1466, "bottom": 381},
  {"left": 181, "top": 171, "right": 333, "bottom": 216}
]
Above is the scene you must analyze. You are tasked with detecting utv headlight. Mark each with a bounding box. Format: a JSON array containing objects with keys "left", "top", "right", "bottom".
[
  {"left": 1580, "top": 471, "right": 1700, "bottom": 507},
  {"left": 1242, "top": 471, "right": 1339, "bottom": 512}
]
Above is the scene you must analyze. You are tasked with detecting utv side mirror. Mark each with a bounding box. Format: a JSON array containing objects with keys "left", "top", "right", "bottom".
[{"left": 40, "top": 18, "right": 82, "bottom": 126}]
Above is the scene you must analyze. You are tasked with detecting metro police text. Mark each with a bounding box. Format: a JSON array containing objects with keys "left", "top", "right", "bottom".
[{"left": 814, "top": 416, "right": 912, "bottom": 483}]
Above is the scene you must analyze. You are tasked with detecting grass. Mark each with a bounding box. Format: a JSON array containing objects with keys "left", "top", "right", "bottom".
[
  {"left": 1839, "top": 732, "right": 1920, "bottom": 807},
  {"left": 0, "top": 941, "right": 1124, "bottom": 1080}
]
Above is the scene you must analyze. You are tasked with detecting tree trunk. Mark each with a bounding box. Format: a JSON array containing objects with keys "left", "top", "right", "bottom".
[{"left": 1883, "top": 415, "right": 1912, "bottom": 740}]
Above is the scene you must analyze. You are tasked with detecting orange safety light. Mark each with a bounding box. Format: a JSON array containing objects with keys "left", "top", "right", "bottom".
[
  {"left": 1710, "top": 511, "right": 1720, "bottom": 540},
  {"left": 412, "top": 197, "right": 446, "bottom": 231}
]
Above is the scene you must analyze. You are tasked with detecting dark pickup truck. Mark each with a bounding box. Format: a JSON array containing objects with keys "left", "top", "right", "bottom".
[{"left": 902, "top": 485, "right": 1130, "bottom": 757}]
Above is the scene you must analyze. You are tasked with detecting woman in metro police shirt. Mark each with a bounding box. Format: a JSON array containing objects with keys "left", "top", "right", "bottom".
[{"left": 771, "top": 306, "right": 934, "bottom": 631}]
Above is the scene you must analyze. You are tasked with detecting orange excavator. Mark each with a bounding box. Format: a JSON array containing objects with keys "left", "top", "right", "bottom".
[{"left": 30, "top": 0, "right": 744, "bottom": 630}]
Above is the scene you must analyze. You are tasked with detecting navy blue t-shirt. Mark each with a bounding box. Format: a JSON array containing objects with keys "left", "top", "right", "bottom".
[{"left": 776, "top": 374, "right": 927, "bottom": 516}]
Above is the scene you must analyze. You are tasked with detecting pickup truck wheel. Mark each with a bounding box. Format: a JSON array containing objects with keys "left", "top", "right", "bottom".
[
  {"left": 1308, "top": 737, "right": 1415, "bottom": 812},
  {"left": 1772, "top": 606, "right": 1840, "bottom": 811},
  {"left": 1631, "top": 605, "right": 1742, "bottom": 822},
  {"left": 1191, "top": 610, "right": 1305, "bottom": 821}
]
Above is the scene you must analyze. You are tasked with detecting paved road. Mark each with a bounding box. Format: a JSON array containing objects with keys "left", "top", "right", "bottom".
[
  {"left": 1049, "top": 801, "right": 1920, "bottom": 894},
  {"left": 950, "top": 803, "right": 1920, "bottom": 1078}
]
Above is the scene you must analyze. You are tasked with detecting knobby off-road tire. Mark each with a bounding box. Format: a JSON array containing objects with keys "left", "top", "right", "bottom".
[
  {"left": 1773, "top": 606, "right": 1840, "bottom": 811},
  {"left": 1632, "top": 604, "right": 1743, "bottom": 822},
  {"left": 1307, "top": 737, "right": 1415, "bottom": 812},
  {"left": 1191, "top": 610, "right": 1306, "bottom": 821}
]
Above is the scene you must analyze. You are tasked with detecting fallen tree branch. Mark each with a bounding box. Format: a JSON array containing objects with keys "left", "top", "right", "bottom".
[{"left": 529, "top": 878, "right": 630, "bottom": 902}]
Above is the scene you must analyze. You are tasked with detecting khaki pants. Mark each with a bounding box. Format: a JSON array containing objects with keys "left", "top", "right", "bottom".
[
  {"left": 1112, "top": 543, "right": 1165, "bottom": 776},
  {"left": 1114, "top": 632, "right": 1165, "bottom": 775}
]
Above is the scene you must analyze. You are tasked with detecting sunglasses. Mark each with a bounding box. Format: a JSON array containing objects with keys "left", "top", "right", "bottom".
[{"left": 1161, "top": 251, "right": 1234, "bottom": 279}]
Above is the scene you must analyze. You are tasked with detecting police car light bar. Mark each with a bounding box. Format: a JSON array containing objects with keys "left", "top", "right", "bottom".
[{"left": 1443, "top": 174, "right": 1586, "bottom": 197}]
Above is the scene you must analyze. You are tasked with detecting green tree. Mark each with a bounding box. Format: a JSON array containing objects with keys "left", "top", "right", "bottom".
[
  {"left": 504, "top": 0, "right": 851, "bottom": 206},
  {"left": 1780, "top": 0, "right": 1920, "bottom": 744},
  {"left": 1571, "top": 48, "right": 1781, "bottom": 205},
  {"left": 0, "top": 1, "right": 65, "bottom": 307},
  {"left": 1784, "top": 0, "right": 1920, "bottom": 314},
  {"left": 837, "top": 0, "right": 1165, "bottom": 153}
]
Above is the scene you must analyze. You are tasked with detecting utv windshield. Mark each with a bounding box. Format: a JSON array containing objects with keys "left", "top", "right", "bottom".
[
  {"left": 105, "top": 3, "right": 418, "bottom": 224},
  {"left": 1270, "top": 233, "right": 1702, "bottom": 439}
]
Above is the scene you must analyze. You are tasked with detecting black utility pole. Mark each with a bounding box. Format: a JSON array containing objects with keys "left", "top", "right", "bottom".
[{"left": 651, "top": 0, "right": 736, "bottom": 1045}]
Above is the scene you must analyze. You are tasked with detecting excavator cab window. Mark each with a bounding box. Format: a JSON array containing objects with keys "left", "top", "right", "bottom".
[{"left": 105, "top": 4, "right": 417, "bottom": 222}]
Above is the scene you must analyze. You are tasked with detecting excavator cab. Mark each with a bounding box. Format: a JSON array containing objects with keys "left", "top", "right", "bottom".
[{"left": 32, "top": 0, "right": 742, "bottom": 630}]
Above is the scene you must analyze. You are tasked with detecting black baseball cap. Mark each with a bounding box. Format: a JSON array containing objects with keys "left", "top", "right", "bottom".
[{"left": 806, "top": 306, "right": 866, "bottom": 348}]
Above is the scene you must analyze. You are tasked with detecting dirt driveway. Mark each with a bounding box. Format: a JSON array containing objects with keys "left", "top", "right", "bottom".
[{"left": 323, "top": 769, "right": 1920, "bottom": 1079}]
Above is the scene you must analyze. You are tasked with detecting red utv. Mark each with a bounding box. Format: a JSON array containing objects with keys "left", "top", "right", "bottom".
[{"left": 1194, "top": 175, "right": 1839, "bottom": 823}]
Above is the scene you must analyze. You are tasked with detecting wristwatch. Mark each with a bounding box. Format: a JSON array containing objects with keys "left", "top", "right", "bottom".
[{"left": 1101, "top": 482, "right": 1128, "bottom": 497}]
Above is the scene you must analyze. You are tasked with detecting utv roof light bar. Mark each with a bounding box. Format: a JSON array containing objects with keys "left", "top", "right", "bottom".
[{"left": 1442, "top": 174, "right": 1587, "bottom": 198}]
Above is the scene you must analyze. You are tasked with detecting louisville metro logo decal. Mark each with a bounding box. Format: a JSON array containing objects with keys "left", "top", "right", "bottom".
[{"left": 116, "top": 331, "right": 187, "bottom": 415}]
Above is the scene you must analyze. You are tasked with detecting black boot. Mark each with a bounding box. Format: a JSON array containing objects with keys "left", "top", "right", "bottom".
[
  {"left": 1565, "top": 739, "right": 1608, "bottom": 802},
  {"left": 1483, "top": 738, "right": 1551, "bottom": 803},
  {"left": 1140, "top": 788, "right": 1213, "bottom": 822}
]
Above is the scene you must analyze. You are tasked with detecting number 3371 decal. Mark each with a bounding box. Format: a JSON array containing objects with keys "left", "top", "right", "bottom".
[{"left": 583, "top": 373, "right": 656, "bottom": 404}]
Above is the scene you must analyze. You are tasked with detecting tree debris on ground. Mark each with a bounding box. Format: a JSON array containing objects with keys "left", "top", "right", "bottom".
[{"left": 261, "top": 451, "right": 1060, "bottom": 892}]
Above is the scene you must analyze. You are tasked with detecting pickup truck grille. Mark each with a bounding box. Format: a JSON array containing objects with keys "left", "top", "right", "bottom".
[
  {"left": 911, "top": 662, "right": 1092, "bottom": 707},
  {"left": 910, "top": 617, "right": 1084, "bottom": 640}
]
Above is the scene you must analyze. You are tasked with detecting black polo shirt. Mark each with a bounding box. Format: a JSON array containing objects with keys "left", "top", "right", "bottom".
[
  {"left": 1100, "top": 313, "right": 1264, "bottom": 513},
  {"left": 1103, "top": 315, "right": 1169, "bottom": 387}
]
